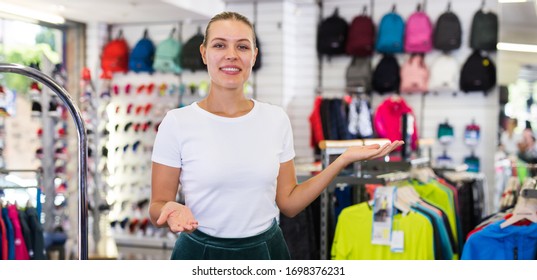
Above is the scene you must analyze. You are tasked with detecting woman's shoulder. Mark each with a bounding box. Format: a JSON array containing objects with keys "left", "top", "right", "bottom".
[{"left": 253, "top": 99, "right": 287, "bottom": 117}]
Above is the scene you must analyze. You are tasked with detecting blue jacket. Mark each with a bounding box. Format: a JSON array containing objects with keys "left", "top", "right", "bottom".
[{"left": 462, "top": 220, "right": 537, "bottom": 260}]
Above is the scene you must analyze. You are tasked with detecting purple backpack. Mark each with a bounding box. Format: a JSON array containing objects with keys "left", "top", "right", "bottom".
[{"left": 405, "top": 11, "right": 433, "bottom": 53}]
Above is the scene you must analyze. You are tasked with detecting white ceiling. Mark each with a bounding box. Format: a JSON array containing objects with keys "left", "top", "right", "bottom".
[
  {"left": 0, "top": 0, "right": 225, "bottom": 24},
  {"left": 0, "top": 0, "right": 536, "bottom": 30}
]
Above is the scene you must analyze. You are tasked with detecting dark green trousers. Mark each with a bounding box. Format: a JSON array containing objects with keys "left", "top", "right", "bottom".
[{"left": 170, "top": 220, "right": 291, "bottom": 260}]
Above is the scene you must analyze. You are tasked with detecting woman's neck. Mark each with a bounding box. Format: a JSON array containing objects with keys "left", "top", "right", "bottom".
[{"left": 199, "top": 90, "right": 253, "bottom": 118}]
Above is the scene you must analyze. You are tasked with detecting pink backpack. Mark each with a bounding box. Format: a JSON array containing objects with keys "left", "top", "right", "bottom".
[
  {"left": 400, "top": 54, "right": 429, "bottom": 93},
  {"left": 405, "top": 11, "right": 433, "bottom": 53}
]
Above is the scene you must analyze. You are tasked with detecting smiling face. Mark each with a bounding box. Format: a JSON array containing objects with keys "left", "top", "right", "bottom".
[{"left": 200, "top": 18, "right": 257, "bottom": 92}]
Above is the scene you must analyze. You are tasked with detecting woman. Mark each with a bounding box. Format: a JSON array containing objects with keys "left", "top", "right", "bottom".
[{"left": 149, "top": 11, "right": 403, "bottom": 260}]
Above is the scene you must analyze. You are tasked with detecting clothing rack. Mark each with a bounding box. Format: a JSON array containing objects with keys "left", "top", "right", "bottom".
[
  {"left": 0, "top": 63, "right": 89, "bottom": 260},
  {"left": 318, "top": 139, "right": 411, "bottom": 260}
]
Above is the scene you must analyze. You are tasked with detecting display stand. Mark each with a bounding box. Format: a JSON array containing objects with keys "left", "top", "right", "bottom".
[{"left": 0, "top": 63, "right": 89, "bottom": 260}]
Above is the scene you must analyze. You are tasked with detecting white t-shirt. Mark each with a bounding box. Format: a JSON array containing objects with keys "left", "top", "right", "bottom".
[{"left": 151, "top": 99, "right": 295, "bottom": 238}]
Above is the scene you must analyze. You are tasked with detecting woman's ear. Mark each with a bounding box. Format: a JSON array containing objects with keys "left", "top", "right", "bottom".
[
  {"left": 252, "top": 47, "right": 258, "bottom": 66},
  {"left": 200, "top": 44, "right": 207, "bottom": 65}
]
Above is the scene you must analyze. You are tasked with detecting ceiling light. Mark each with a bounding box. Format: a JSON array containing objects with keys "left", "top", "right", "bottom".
[
  {"left": 0, "top": 2, "right": 65, "bottom": 24},
  {"left": 497, "top": 42, "right": 537, "bottom": 53}
]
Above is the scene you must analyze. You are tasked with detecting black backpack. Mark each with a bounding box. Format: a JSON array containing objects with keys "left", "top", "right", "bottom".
[
  {"left": 181, "top": 29, "right": 206, "bottom": 72},
  {"left": 317, "top": 8, "right": 348, "bottom": 56},
  {"left": 346, "top": 56, "right": 371, "bottom": 93},
  {"left": 433, "top": 9, "right": 462, "bottom": 52},
  {"left": 460, "top": 51, "right": 496, "bottom": 94},
  {"left": 372, "top": 54, "right": 400, "bottom": 94},
  {"left": 470, "top": 10, "right": 498, "bottom": 51}
]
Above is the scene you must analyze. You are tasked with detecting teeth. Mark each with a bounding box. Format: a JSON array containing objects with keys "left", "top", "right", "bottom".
[{"left": 221, "top": 67, "right": 239, "bottom": 72}]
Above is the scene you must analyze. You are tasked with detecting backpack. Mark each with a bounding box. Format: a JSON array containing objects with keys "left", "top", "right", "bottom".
[
  {"left": 433, "top": 10, "right": 462, "bottom": 51},
  {"left": 181, "top": 30, "right": 206, "bottom": 72},
  {"left": 129, "top": 29, "right": 156, "bottom": 73},
  {"left": 375, "top": 12, "right": 405, "bottom": 54},
  {"left": 400, "top": 54, "right": 428, "bottom": 93},
  {"left": 345, "top": 14, "right": 375, "bottom": 56},
  {"left": 317, "top": 8, "right": 348, "bottom": 56},
  {"left": 153, "top": 28, "right": 182, "bottom": 74},
  {"left": 429, "top": 54, "right": 459, "bottom": 93},
  {"left": 372, "top": 54, "right": 400, "bottom": 94},
  {"left": 460, "top": 51, "right": 496, "bottom": 93},
  {"left": 404, "top": 11, "right": 433, "bottom": 53},
  {"left": 101, "top": 30, "right": 129, "bottom": 74},
  {"left": 470, "top": 10, "right": 498, "bottom": 51},
  {"left": 253, "top": 36, "right": 262, "bottom": 72},
  {"left": 346, "top": 57, "right": 372, "bottom": 93}
]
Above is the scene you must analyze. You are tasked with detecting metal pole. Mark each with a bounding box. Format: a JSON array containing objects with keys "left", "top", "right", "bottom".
[{"left": 0, "top": 63, "right": 88, "bottom": 260}]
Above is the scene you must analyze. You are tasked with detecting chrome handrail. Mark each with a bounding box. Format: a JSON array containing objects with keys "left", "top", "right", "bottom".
[{"left": 0, "top": 63, "right": 88, "bottom": 260}]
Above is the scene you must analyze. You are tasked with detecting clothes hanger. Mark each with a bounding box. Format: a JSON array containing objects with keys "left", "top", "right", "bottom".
[{"left": 500, "top": 179, "right": 537, "bottom": 228}]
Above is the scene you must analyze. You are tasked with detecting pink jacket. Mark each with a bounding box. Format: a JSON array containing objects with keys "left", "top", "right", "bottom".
[
  {"left": 7, "top": 205, "right": 29, "bottom": 260},
  {"left": 373, "top": 96, "right": 418, "bottom": 150}
]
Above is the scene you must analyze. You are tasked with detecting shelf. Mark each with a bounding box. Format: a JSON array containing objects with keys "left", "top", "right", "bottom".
[{"left": 114, "top": 233, "right": 178, "bottom": 250}]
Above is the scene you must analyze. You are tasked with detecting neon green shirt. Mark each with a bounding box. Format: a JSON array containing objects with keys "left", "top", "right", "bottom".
[{"left": 331, "top": 202, "right": 434, "bottom": 260}]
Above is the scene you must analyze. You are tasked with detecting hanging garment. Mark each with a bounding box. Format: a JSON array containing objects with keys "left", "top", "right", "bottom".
[
  {"left": 347, "top": 96, "right": 373, "bottom": 138},
  {"left": 25, "top": 207, "right": 46, "bottom": 259},
  {"left": 462, "top": 220, "right": 537, "bottom": 260},
  {"left": 7, "top": 205, "right": 29, "bottom": 260},
  {"left": 331, "top": 202, "right": 434, "bottom": 260},
  {"left": 309, "top": 96, "right": 325, "bottom": 149},
  {"left": 1, "top": 207, "right": 14, "bottom": 260},
  {"left": 0, "top": 208, "right": 6, "bottom": 260},
  {"left": 373, "top": 96, "right": 418, "bottom": 150}
]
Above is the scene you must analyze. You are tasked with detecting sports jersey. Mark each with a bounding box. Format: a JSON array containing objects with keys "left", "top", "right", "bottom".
[
  {"left": 152, "top": 99, "right": 295, "bottom": 238},
  {"left": 331, "top": 202, "right": 434, "bottom": 260}
]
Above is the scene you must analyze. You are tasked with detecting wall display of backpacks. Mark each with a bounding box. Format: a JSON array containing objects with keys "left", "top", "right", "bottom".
[
  {"left": 129, "top": 29, "right": 156, "bottom": 73},
  {"left": 433, "top": 3, "right": 462, "bottom": 52},
  {"left": 460, "top": 50, "right": 496, "bottom": 94},
  {"left": 372, "top": 54, "right": 400, "bottom": 94},
  {"left": 101, "top": 30, "right": 130, "bottom": 77},
  {"left": 346, "top": 56, "right": 372, "bottom": 93},
  {"left": 404, "top": 4, "right": 433, "bottom": 54},
  {"left": 469, "top": 6, "right": 498, "bottom": 51},
  {"left": 399, "top": 54, "right": 429, "bottom": 93},
  {"left": 429, "top": 54, "right": 459, "bottom": 94},
  {"left": 375, "top": 6, "right": 405, "bottom": 54},
  {"left": 317, "top": 8, "right": 348, "bottom": 56},
  {"left": 153, "top": 28, "right": 182, "bottom": 74},
  {"left": 345, "top": 7, "right": 375, "bottom": 57},
  {"left": 181, "top": 28, "right": 206, "bottom": 72}
]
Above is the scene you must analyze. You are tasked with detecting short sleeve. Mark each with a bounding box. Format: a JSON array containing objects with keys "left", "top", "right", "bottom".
[
  {"left": 280, "top": 109, "right": 295, "bottom": 163},
  {"left": 151, "top": 112, "right": 182, "bottom": 168}
]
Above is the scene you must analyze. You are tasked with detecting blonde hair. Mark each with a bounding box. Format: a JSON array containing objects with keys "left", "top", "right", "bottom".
[{"left": 203, "top": 11, "right": 256, "bottom": 48}]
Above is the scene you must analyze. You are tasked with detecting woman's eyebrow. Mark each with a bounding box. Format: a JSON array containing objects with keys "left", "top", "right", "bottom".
[{"left": 211, "top": 37, "right": 251, "bottom": 43}]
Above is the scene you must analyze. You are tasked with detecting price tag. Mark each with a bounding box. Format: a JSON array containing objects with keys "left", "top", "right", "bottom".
[{"left": 390, "top": 230, "right": 404, "bottom": 253}]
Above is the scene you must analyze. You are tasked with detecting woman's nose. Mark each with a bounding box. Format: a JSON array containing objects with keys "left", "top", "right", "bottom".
[{"left": 225, "top": 48, "right": 238, "bottom": 60}]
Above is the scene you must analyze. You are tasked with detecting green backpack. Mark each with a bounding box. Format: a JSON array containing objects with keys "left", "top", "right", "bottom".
[{"left": 153, "top": 28, "right": 182, "bottom": 74}]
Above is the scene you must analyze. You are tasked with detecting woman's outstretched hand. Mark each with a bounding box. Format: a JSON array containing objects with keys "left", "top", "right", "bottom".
[
  {"left": 341, "top": 140, "right": 404, "bottom": 164},
  {"left": 157, "top": 201, "right": 199, "bottom": 233}
]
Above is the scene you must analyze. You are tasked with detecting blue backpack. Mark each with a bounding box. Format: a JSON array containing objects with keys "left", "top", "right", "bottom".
[
  {"left": 129, "top": 29, "right": 155, "bottom": 73},
  {"left": 375, "top": 11, "right": 405, "bottom": 53}
]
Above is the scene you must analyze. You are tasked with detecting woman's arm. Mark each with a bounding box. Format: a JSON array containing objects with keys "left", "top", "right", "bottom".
[
  {"left": 276, "top": 141, "right": 403, "bottom": 218},
  {"left": 149, "top": 162, "right": 198, "bottom": 232}
]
